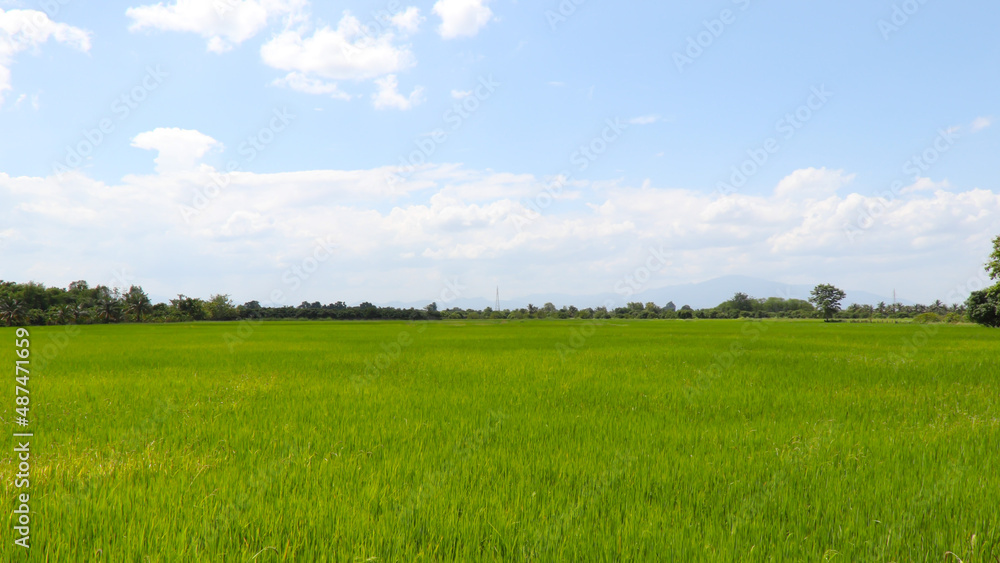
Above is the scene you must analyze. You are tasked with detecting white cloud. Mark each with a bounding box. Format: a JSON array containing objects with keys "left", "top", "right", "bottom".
[
  {"left": 773, "top": 167, "right": 855, "bottom": 200},
  {"left": 131, "top": 128, "right": 222, "bottom": 174},
  {"left": 899, "top": 177, "right": 949, "bottom": 195},
  {"left": 372, "top": 74, "right": 424, "bottom": 110},
  {"left": 971, "top": 116, "right": 992, "bottom": 132},
  {"left": 126, "top": 0, "right": 305, "bottom": 53},
  {"left": 451, "top": 89, "right": 472, "bottom": 99},
  {"left": 432, "top": 0, "right": 493, "bottom": 39},
  {"left": 271, "top": 71, "right": 350, "bottom": 99},
  {"left": 628, "top": 114, "right": 661, "bottom": 126},
  {"left": 391, "top": 7, "right": 424, "bottom": 35},
  {"left": 0, "top": 9, "right": 90, "bottom": 104},
  {"left": 261, "top": 12, "right": 415, "bottom": 81},
  {"left": 3, "top": 156, "right": 998, "bottom": 306},
  {"left": 262, "top": 11, "right": 419, "bottom": 101}
]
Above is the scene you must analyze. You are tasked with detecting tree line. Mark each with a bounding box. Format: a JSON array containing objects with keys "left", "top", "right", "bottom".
[
  {"left": 0, "top": 282, "right": 986, "bottom": 326},
  {"left": 2, "top": 235, "right": 997, "bottom": 328}
]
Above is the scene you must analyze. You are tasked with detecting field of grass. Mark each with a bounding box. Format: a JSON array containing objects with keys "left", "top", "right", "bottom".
[{"left": 2, "top": 320, "right": 999, "bottom": 561}]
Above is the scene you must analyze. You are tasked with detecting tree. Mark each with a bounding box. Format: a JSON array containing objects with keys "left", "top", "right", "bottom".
[
  {"left": 204, "top": 294, "right": 238, "bottom": 321},
  {"left": 987, "top": 235, "right": 1000, "bottom": 281},
  {"left": 0, "top": 298, "right": 25, "bottom": 327},
  {"left": 94, "top": 286, "right": 122, "bottom": 324},
  {"left": 124, "top": 285, "right": 152, "bottom": 322},
  {"left": 966, "top": 285, "right": 1000, "bottom": 327},
  {"left": 968, "top": 236, "right": 1000, "bottom": 327},
  {"left": 170, "top": 295, "right": 206, "bottom": 321},
  {"left": 664, "top": 301, "right": 676, "bottom": 312},
  {"left": 71, "top": 303, "right": 90, "bottom": 324},
  {"left": 730, "top": 292, "right": 754, "bottom": 313},
  {"left": 96, "top": 297, "right": 121, "bottom": 323},
  {"left": 809, "top": 284, "right": 847, "bottom": 321}
]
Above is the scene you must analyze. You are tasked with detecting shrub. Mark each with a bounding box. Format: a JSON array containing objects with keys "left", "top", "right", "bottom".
[
  {"left": 913, "top": 312, "right": 941, "bottom": 324},
  {"left": 966, "top": 284, "right": 1000, "bottom": 327}
]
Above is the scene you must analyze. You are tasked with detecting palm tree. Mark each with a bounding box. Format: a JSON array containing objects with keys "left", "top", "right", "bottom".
[
  {"left": 96, "top": 297, "right": 120, "bottom": 324},
  {"left": 0, "top": 298, "right": 25, "bottom": 327},
  {"left": 71, "top": 303, "right": 89, "bottom": 324},
  {"left": 125, "top": 286, "right": 151, "bottom": 322},
  {"left": 56, "top": 304, "right": 73, "bottom": 325}
]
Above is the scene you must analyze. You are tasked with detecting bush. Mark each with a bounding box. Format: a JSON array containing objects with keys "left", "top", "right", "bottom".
[
  {"left": 913, "top": 312, "right": 941, "bottom": 324},
  {"left": 966, "top": 284, "right": 1000, "bottom": 327},
  {"left": 945, "top": 313, "right": 963, "bottom": 324},
  {"left": 677, "top": 310, "right": 694, "bottom": 320}
]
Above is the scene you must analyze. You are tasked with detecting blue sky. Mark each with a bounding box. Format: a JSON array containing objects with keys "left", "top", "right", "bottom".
[{"left": 1, "top": 0, "right": 998, "bottom": 307}]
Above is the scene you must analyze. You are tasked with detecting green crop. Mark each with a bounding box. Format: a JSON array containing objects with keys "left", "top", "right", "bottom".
[{"left": 2, "top": 320, "right": 998, "bottom": 561}]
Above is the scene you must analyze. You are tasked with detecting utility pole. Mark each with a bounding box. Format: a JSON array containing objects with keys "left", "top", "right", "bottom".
[{"left": 495, "top": 287, "right": 500, "bottom": 311}]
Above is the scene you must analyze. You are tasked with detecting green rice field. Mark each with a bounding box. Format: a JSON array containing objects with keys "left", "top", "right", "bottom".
[{"left": 2, "top": 320, "right": 999, "bottom": 560}]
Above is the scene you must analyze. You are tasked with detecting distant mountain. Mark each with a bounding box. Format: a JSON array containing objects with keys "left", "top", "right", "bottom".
[{"left": 379, "top": 275, "right": 908, "bottom": 311}]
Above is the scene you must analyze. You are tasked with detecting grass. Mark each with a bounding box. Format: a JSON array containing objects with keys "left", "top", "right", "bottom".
[{"left": 2, "top": 320, "right": 999, "bottom": 561}]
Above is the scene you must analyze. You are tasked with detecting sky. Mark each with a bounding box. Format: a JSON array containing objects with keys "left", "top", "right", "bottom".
[{"left": 0, "top": 0, "right": 998, "bottom": 307}]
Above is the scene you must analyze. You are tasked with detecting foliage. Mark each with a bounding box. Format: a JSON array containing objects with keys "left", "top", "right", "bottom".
[
  {"left": 987, "top": 235, "right": 1000, "bottom": 281},
  {"left": 966, "top": 284, "right": 1000, "bottom": 328},
  {"left": 0, "top": 279, "right": 977, "bottom": 325},
  {"left": 967, "top": 235, "right": 1000, "bottom": 328},
  {"left": 204, "top": 294, "right": 238, "bottom": 321},
  {"left": 809, "top": 284, "right": 847, "bottom": 321},
  {"left": 913, "top": 312, "right": 941, "bottom": 324}
]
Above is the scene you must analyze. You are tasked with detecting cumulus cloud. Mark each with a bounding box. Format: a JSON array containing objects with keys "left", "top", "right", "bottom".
[
  {"left": 3, "top": 151, "right": 999, "bottom": 306},
  {"left": 261, "top": 11, "right": 421, "bottom": 103},
  {"left": 433, "top": 0, "right": 493, "bottom": 39},
  {"left": 391, "top": 6, "right": 424, "bottom": 35},
  {"left": 0, "top": 9, "right": 90, "bottom": 104},
  {"left": 372, "top": 74, "right": 425, "bottom": 110},
  {"left": 131, "top": 128, "right": 222, "bottom": 173},
  {"left": 773, "top": 167, "right": 855, "bottom": 200},
  {"left": 126, "top": 0, "right": 306, "bottom": 53}
]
